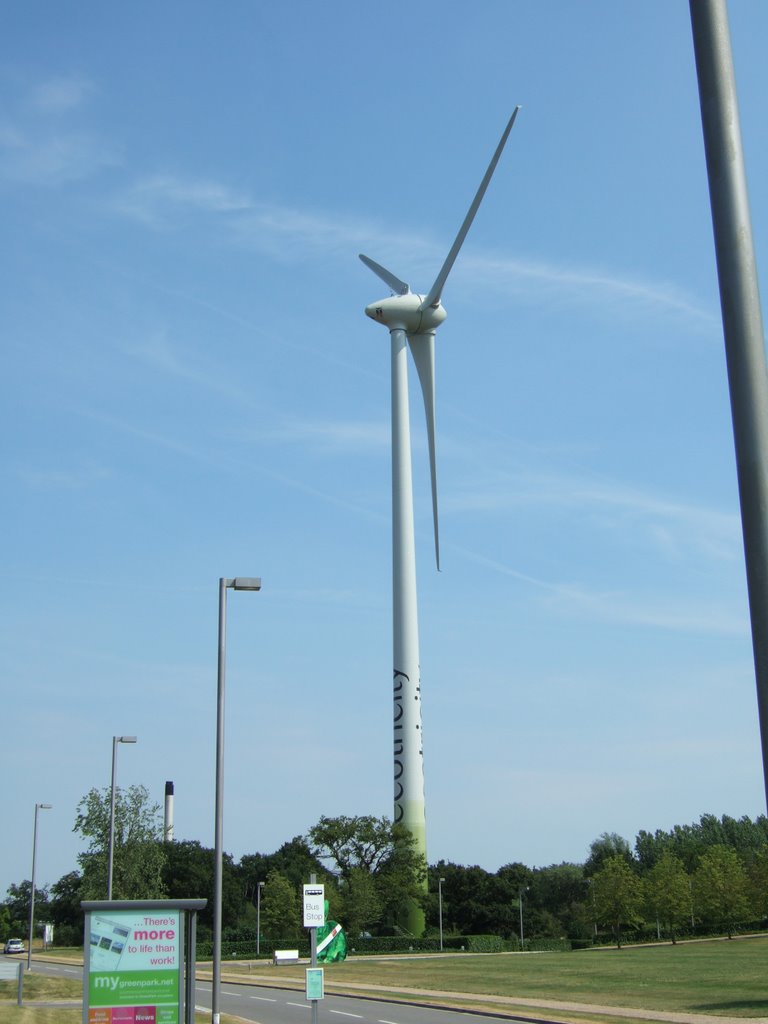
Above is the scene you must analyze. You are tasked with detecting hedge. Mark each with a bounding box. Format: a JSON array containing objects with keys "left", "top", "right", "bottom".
[{"left": 195, "top": 933, "right": 572, "bottom": 959}]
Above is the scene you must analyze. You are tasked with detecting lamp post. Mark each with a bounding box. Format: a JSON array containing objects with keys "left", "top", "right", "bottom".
[
  {"left": 438, "top": 877, "right": 445, "bottom": 951},
  {"left": 256, "top": 880, "right": 265, "bottom": 957},
  {"left": 213, "top": 576, "right": 261, "bottom": 1024},
  {"left": 518, "top": 886, "right": 529, "bottom": 950},
  {"left": 27, "top": 803, "right": 52, "bottom": 970},
  {"left": 107, "top": 736, "right": 137, "bottom": 900}
]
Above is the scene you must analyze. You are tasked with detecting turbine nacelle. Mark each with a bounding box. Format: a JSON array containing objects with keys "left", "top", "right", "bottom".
[{"left": 364, "top": 294, "right": 447, "bottom": 334}]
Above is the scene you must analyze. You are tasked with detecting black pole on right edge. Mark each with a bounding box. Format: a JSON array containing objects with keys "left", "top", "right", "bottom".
[{"left": 690, "top": 0, "right": 768, "bottom": 806}]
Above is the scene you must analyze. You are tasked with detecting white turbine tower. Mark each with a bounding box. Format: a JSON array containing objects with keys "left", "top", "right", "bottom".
[{"left": 360, "top": 106, "right": 520, "bottom": 935}]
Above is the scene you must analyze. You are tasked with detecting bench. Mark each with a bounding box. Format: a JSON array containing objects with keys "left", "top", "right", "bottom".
[{"left": 273, "top": 948, "right": 300, "bottom": 965}]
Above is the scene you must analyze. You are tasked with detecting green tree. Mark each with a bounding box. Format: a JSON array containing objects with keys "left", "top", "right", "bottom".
[
  {"left": 635, "top": 829, "right": 673, "bottom": 872},
  {"left": 49, "top": 871, "right": 84, "bottom": 944},
  {"left": 635, "top": 814, "right": 768, "bottom": 874},
  {"left": 529, "top": 863, "right": 589, "bottom": 939},
  {"left": 5, "top": 880, "right": 32, "bottom": 933},
  {"left": 260, "top": 870, "right": 300, "bottom": 941},
  {"left": 0, "top": 905, "right": 11, "bottom": 941},
  {"left": 74, "top": 785, "right": 167, "bottom": 900},
  {"left": 427, "top": 862, "right": 496, "bottom": 936},
  {"left": 344, "top": 867, "right": 382, "bottom": 938},
  {"left": 307, "top": 815, "right": 426, "bottom": 936},
  {"left": 495, "top": 863, "right": 534, "bottom": 941},
  {"left": 162, "top": 840, "right": 243, "bottom": 936},
  {"left": 585, "top": 833, "right": 634, "bottom": 876},
  {"left": 240, "top": 837, "right": 327, "bottom": 902},
  {"left": 644, "top": 852, "right": 691, "bottom": 943},
  {"left": 746, "top": 844, "right": 768, "bottom": 919},
  {"left": 591, "top": 855, "right": 644, "bottom": 948},
  {"left": 693, "top": 844, "right": 750, "bottom": 938}
]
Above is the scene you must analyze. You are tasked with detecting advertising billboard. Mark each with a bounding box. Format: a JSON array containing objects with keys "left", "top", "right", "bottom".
[{"left": 84, "top": 909, "right": 182, "bottom": 1024}]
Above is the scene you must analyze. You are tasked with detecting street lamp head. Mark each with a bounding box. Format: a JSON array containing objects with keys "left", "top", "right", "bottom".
[
  {"left": 439, "top": 877, "right": 446, "bottom": 883},
  {"left": 38, "top": 804, "right": 53, "bottom": 810},
  {"left": 231, "top": 577, "right": 262, "bottom": 591},
  {"left": 258, "top": 881, "right": 265, "bottom": 889},
  {"left": 117, "top": 736, "right": 138, "bottom": 744}
]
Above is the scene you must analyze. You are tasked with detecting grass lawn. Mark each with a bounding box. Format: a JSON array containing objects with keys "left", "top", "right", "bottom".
[
  {"left": 219, "top": 936, "right": 768, "bottom": 1018},
  {"left": 0, "top": 972, "right": 229, "bottom": 1024},
  {"left": 10, "top": 938, "right": 768, "bottom": 1021}
]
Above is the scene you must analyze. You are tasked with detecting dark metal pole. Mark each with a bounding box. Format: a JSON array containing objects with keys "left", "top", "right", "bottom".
[
  {"left": 186, "top": 909, "right": 198, "bottom": 1024},
  {"left": 108, "top": 737, "right": 136, "bottom": 900},
  {"left": 690, "top": 0, "right": 768, "bottom": 807},
  {"left": 438, "top": 877, "right": 444, "bottom": 952},
  {"left": 518, "top": 887, "right": 524, "bottom": 949},
  {"left": 27, "top": 804, "right": 51, "bottom": 971},
  {"left": 27, "top": 805, "right": 40, "bottom": 972},
  {"left": 212, "top": 577, "right": 227, "bottom": 1024},
  {"left": 212, "top": 575, "right": 260, "bottom": 1024},
  {"left": 310, "top": 873, "right": 318, "bottom": 1024},
  {"left": 256, "top": 881, "right": 264, "bottom": 957},
  {"left": 107, "top": 738, "right": 118, "bottom": 900}
]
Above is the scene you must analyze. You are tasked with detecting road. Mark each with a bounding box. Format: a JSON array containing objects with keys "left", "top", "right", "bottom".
[{"left": 11, "top": 956, "right": 551, "bottom": 1024}]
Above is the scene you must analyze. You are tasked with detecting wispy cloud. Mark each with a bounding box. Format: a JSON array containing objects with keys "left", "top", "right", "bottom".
[
  {"left": 112, "top": 174, "right": 252, "bottom": 226},
  {"left": 119, "top": 329, "right": 251, "bottom": 402},
  {"left": 29, "top": 75, "right": 93, "bottom": 113},
  {"left": 447, "top": 466, "right": 741, "bottom": 563},
  {"left": 16, "top": 462, "right": 111, "bottom": 490},
  {"left": 75, "top": 410, "right": 388, "bottom": 525},
  {"left": 460, "top": 253, "right": 718, "bottom": 327},
  {"left": 258, "top": 418, "right": 389, "bottom": 453},
  {"left": 111, "top": 169, "right": 714, "bottom": 330},
  {"left": 0, "top": 74, "right": 119, "bottom": 186},
  {"left": 452, "top": 543, "right": 748, "bottom": 636},
  {"left": 0, "top": 130, "right": 119, "bottom": 185}
]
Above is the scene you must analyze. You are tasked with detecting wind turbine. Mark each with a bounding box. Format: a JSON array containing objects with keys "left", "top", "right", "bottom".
[{"left": 359, "top": 106, "right": 520, "bottom": 935}]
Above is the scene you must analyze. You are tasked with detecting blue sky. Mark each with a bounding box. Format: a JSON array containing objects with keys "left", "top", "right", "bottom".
[{"left": 3, "top": 0, "right": 768, "bottom": 900}]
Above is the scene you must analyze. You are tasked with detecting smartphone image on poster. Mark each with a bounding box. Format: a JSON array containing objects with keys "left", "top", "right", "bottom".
[{"left": 89, "top": 916, "right": 131, "bottom": 971}]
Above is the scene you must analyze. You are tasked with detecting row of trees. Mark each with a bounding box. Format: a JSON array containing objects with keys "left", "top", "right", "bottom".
[
  {"left": 588, "top": 845, "right": 765, "bottom": 946},
  {"left": 3, "top": 792, "right": 768, "bottom": 949}
]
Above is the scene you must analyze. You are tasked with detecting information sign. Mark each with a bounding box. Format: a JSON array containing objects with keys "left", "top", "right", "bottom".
[
  {"left": 305, "top": 967, "right": 324, "bottom": 1001},
  {"left": 302, "top": 885, "right": 325, "bottom": 929}
]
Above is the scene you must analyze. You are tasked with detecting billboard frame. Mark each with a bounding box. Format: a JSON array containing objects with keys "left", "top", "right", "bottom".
[{"left": 81, "top": 898, "right": 206, "bottom": 1024}]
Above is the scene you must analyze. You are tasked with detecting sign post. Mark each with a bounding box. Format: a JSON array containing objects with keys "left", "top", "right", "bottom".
[{"left": 303, "top": 879, "right": 325, "bottom": 1024}]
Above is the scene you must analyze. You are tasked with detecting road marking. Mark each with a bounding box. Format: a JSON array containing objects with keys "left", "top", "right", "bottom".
[
  {"left": 330, "top": 1013, "right": 363, "bottom": 1019},
  {"left": 378, "top": 1019, "right": 402, "bottom": 1023},
  {"left": 250, "top": 996, "right": 277, "bottom": 1002},
  {"left": 287, "top": 1002, "right": 310, "bottom": 1009}
]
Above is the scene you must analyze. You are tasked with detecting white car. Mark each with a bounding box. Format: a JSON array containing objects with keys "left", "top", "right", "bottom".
[{"left": 4, "top": 938, "right": 24, "bottom": 954}]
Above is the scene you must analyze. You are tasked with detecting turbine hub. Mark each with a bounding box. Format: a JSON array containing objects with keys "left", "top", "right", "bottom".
[{"left": 364, "top": 294, "right": 447, "bottom": 334}]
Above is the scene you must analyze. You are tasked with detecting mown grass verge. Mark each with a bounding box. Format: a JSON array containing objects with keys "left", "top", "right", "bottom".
[
  {"left": 0, "top": 972, "right": 231, "bottom": 1024},
  {"left": 214, "top": 935, "right": 768, "bottom": 1018}
]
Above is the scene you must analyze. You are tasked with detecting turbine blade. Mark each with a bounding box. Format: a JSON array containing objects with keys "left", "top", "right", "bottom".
[
  {"left": 421, "top": 105, "right": 521, "bottom": 311},
  {"left": 408, "top": 332, "right": 440, "bottom": 571},
  {"left": 359, "top": 253, "right": 410, "bottom": 295}
]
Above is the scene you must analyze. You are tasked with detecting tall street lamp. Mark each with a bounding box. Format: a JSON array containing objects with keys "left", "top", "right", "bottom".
[
  {"left": 518, "top": 885, "right": 530, "bottom": 950},
  {"left": 438, "top": 877, "right": 445, "bottom": 952},
  {"left": 256, "top": 880, "right": 265, "bottom": 957},
  {"left": 108, "top": 735, "right": 137, "bottom": 899},
  {"left": 27, "top": 802, "right": 52, "bottom": 970},
  {"left": 213, "top": 576, "right": 261, "bottom": 1024}
]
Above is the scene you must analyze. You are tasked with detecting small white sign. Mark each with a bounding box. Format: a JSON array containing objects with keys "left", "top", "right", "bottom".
[{"left": 302, "top": 884, "right": 325, "bottom": 928}]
